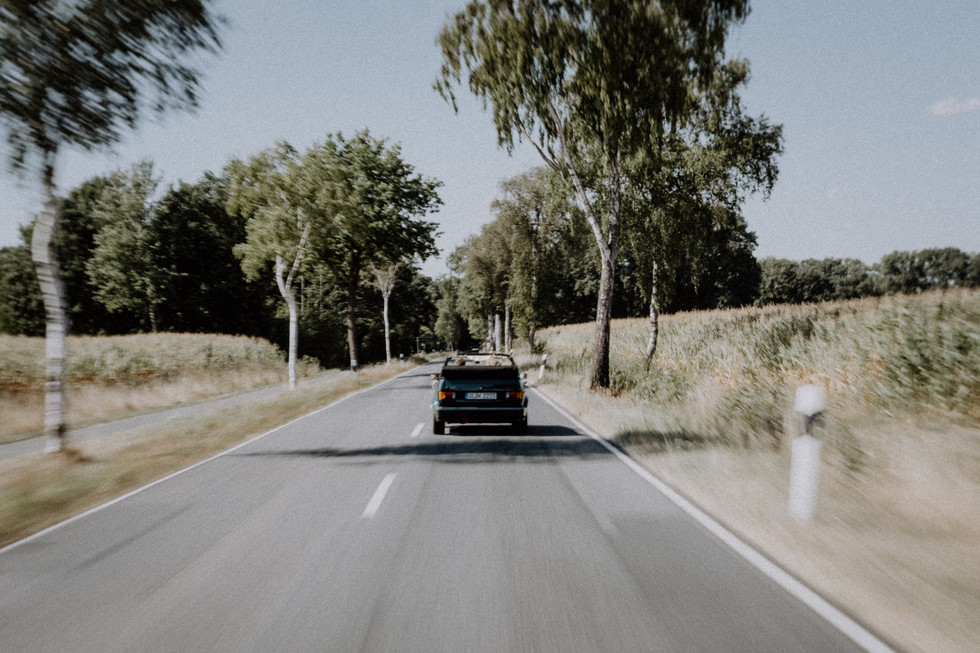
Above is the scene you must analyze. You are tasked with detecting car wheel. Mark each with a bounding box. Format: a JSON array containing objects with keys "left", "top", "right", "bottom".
[
  {"left": 433, "top": 418, "right": 445, "bottom": 435},
  {"left": 513, "top": 418, "right": 528, "bottom": 435}
]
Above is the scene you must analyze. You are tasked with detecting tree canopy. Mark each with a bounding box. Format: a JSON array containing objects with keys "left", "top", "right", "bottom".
[
  {"left": 0, "top": 0, "right": 223, "bottom": 450},
  {"left": 437, "top": 0, "right": 753, "bottom": 388}
]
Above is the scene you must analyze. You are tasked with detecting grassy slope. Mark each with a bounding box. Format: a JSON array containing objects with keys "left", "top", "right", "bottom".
[{"left": 524, "top": 289, "right": 979, "bottom": 653}]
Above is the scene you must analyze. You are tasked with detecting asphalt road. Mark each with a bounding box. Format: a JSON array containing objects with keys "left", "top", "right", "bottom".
[{"left": 0, "top": 362, "right": 888, "bottom": 652}]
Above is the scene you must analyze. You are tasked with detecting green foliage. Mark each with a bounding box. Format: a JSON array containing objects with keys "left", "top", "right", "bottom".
[
  {"left": 85, "top": 161, "right": 164, "bottom": 330},
  {"left": 57, "top": 176, "right": 121, "bottom": 334},
  {"left": 0, "top": 0, "right": 222, "bottom": 168},
  {"left": 0, "top": 244, "right": 43, "bottom": 335},
  {"left": 226, "top": 143, "right": 313, "bottom": 283},
  {"left": 876, "top": 248, "right": 976, "bottom": 294}
]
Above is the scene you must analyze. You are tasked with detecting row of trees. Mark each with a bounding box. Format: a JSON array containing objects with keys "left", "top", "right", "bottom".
[
  {"left": 0, "top": 137, "right": 444, "bottom": 375},
  {"left": 758, "top": 249, "right": 980, "bottom": 305},
  {"left": 435, "top": 162, "right": 980, "bottom": 356},
  {"left": 436, "top": 166, "right": 765, "bottom": 352}
]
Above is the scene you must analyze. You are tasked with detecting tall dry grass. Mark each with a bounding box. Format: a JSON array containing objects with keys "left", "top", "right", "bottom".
[
  {"left": 0, "top": 333, "right": 317, "bottom": 439},
  {"left": 537, "top": 289, "right": 979, "bottom": 450},
  {"left": 530, "top": 289, "right": 979, "bottom": 653}
]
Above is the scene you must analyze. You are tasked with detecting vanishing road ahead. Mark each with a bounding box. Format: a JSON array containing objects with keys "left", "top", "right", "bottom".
[{"left": 0, "top": 362, "right": 888, "bottom": 652}]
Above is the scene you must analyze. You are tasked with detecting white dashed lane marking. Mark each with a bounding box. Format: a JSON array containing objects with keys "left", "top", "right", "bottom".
[{"left": 362, "top": 474, "right": 397, "bottom": 519}]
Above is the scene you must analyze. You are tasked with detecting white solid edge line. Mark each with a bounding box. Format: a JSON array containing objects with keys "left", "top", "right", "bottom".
[
  {"left": 0, "top": 368, "right": 417, "bottom": 557},
  {"left": 361, "top": 473, "right": 397, "bottom": 519},
  {"left": 531, "top": 388, "right": 897, "bottom": 653}
]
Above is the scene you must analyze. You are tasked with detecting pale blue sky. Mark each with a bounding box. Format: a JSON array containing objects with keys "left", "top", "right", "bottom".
[{"left": 2, "top": 1, "right": 978, "bottom": 277}]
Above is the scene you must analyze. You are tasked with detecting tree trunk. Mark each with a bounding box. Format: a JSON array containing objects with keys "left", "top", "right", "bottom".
[
  {"left": 346, "top": 250, "right": 361, "bottom": 367},
  {"left": 527, "top": 270, "right": 538, "bottom": 352},
  {"left": 31, "top": 160, "right": 69, "bottom": 452},
  {"left": 382, "top": 291, "right": 392, "bottom": 364},
  {"left": 504, "top": 302, "right": 511, "bottom": 353},
  {"left": 494, "top": 312, "right": 502, "bottom": 353},
  {"left": 590, "top": 252, "right": 614, "bottom": 389},
  {"left": 275, "top": 255, "right": 298, "bottom": 389},
  {"left": 486, "top": 313, "right": 493, "bottom": 351},
  {"left": 644, "top": 258, "right": 660, "bottom": 372}
]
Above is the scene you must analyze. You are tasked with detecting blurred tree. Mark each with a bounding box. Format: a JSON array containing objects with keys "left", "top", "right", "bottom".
[
  {"left": 0, "top": 0, "right": 222, "bottom": 451},
  {"left": 876, "top": 251, "right": 925, "bottom": 295},
  {"left": 437, "top": 0, "right": 751, "bottom": 388},
  {"left": 757, "top": 258, "right": 803, "bottom": 305},
  {"left": 918, "top": 247, "right": 972, "bottom": 289},
  {"left": 0, "top": 239, "right": 44, "bottom": 335}
]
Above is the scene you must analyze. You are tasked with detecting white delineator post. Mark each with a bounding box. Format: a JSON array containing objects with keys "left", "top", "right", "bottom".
[
  {"left": 790, "top": 384, "right": 826, "bottom": 521},
  {"left": 538, "top": 354, "right": 547, "bottom": 382}
]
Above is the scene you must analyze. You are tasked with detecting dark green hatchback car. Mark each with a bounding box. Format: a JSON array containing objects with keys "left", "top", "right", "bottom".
[{"left": 431, "top": 353, "right": 528, "bottom": 434}]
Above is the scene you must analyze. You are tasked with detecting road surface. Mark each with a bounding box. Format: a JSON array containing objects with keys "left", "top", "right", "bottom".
[{"left": 0, "top": 362, "right": 888, "bottom": 652}]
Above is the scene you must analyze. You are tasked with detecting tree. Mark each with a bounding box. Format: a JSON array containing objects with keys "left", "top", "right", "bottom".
[
  {"left": 306, "top": 130, "right": 442, "bottom": 368},
  {"left": 434, "top": 275, "right": 468, "bottom": 351},
  {"left": 151, "top": 173, "right": 263, "bottom": 335},
  {"left": 0, "top": 239, "right": 44, "bottom": 335},
  {"left": 57, "top": 175, "right": 121, "bottom": 334},
  {"left": 492, "top": 167, "right": 575, "bottom": 351},
  {"left": 86, "top": 161, "right": 164, "bottom": 331},
  {"left": 227, "top": 144, "right": 316, "bottom": 389},
  {"left": 620, "top": 56, "right": 781, "bottom": 367},
  {"left": 0, "top": 0, "right": 222, "bottom": 451},
  {"left": 757, "top": 258, "right": 803, "bottom": 305},
  {"left": 437, "top": 0, "right": 750, "bottom": 388},
  {"left": 364, "top": 260, "right": 404, "bottom": 363}
]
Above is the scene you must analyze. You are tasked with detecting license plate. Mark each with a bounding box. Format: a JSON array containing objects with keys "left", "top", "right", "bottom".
[{"left": 465, "top": 392, "right": 496, "bottom": 400}]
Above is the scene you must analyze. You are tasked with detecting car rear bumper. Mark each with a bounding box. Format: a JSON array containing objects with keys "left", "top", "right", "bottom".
[{"left": 433, "top": 405, "right": 527, "bottom": 425}]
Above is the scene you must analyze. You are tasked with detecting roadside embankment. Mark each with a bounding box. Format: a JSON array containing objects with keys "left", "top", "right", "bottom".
[{"left": 522, "top": 289, "right": 979, "bottom": 653}]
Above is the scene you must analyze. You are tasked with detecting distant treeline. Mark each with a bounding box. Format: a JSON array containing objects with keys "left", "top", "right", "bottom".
[
  {"left": 0, "top": 167, "right": 440, "bottom": 367},
  {"left": 2, "top": 164, "right": 977, "bottom": 356},
  {"left": 756, "top": 249, "right": 980, "bottom": 305}
]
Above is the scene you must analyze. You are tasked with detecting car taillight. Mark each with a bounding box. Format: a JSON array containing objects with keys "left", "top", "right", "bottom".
[
  {"left": 439, "top": 390, "right": 454, "bottom": 401},
  {"left": 506, "top": 391, "right": 524, "bottom": 400}
]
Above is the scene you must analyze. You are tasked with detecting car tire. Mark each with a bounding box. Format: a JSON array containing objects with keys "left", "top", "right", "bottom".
[
  {"left": 433, "top": 418, "right": 445, "bottom": 435},
  {"left": 513, "top": 418, "right": 528, "bottom": 435}
]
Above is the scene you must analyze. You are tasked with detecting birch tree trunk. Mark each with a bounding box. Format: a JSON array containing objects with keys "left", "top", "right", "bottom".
[
  {"left": 494, "top": 312, "right": 502, "bottom": 353},
  {"left": 346, "top": 250, "right": 362, "bottom": 368},
  {"left": 644, "top": 258, "right": 661, "bottom": 372},
  {"left": 382, "top": 291, "right": 392, "bottom": 364},
  {"left": 31, "top": 162, "right": 69, "bottom": 453},
  {"left": 545, "top": 99, "right": 620, "bottom": 389},
  {"left": 275, "top": 255, "right": 299, "bottom": 389},
  {"left": 273, "top": 220, "right": 309, "bottom": 390},
  {"left": 504, "top": 302, "right": 511, "bottom": 353}
]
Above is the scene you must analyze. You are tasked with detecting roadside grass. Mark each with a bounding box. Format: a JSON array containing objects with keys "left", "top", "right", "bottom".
[
  {"left": 0, "top": 333, "right": 317, "bottom": 441},
  {"left": 0, "top": 357, "right": 426, "bottom": 550},
  {"left": 529, "top": 288, "right": 979, "bottom": 653}
]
